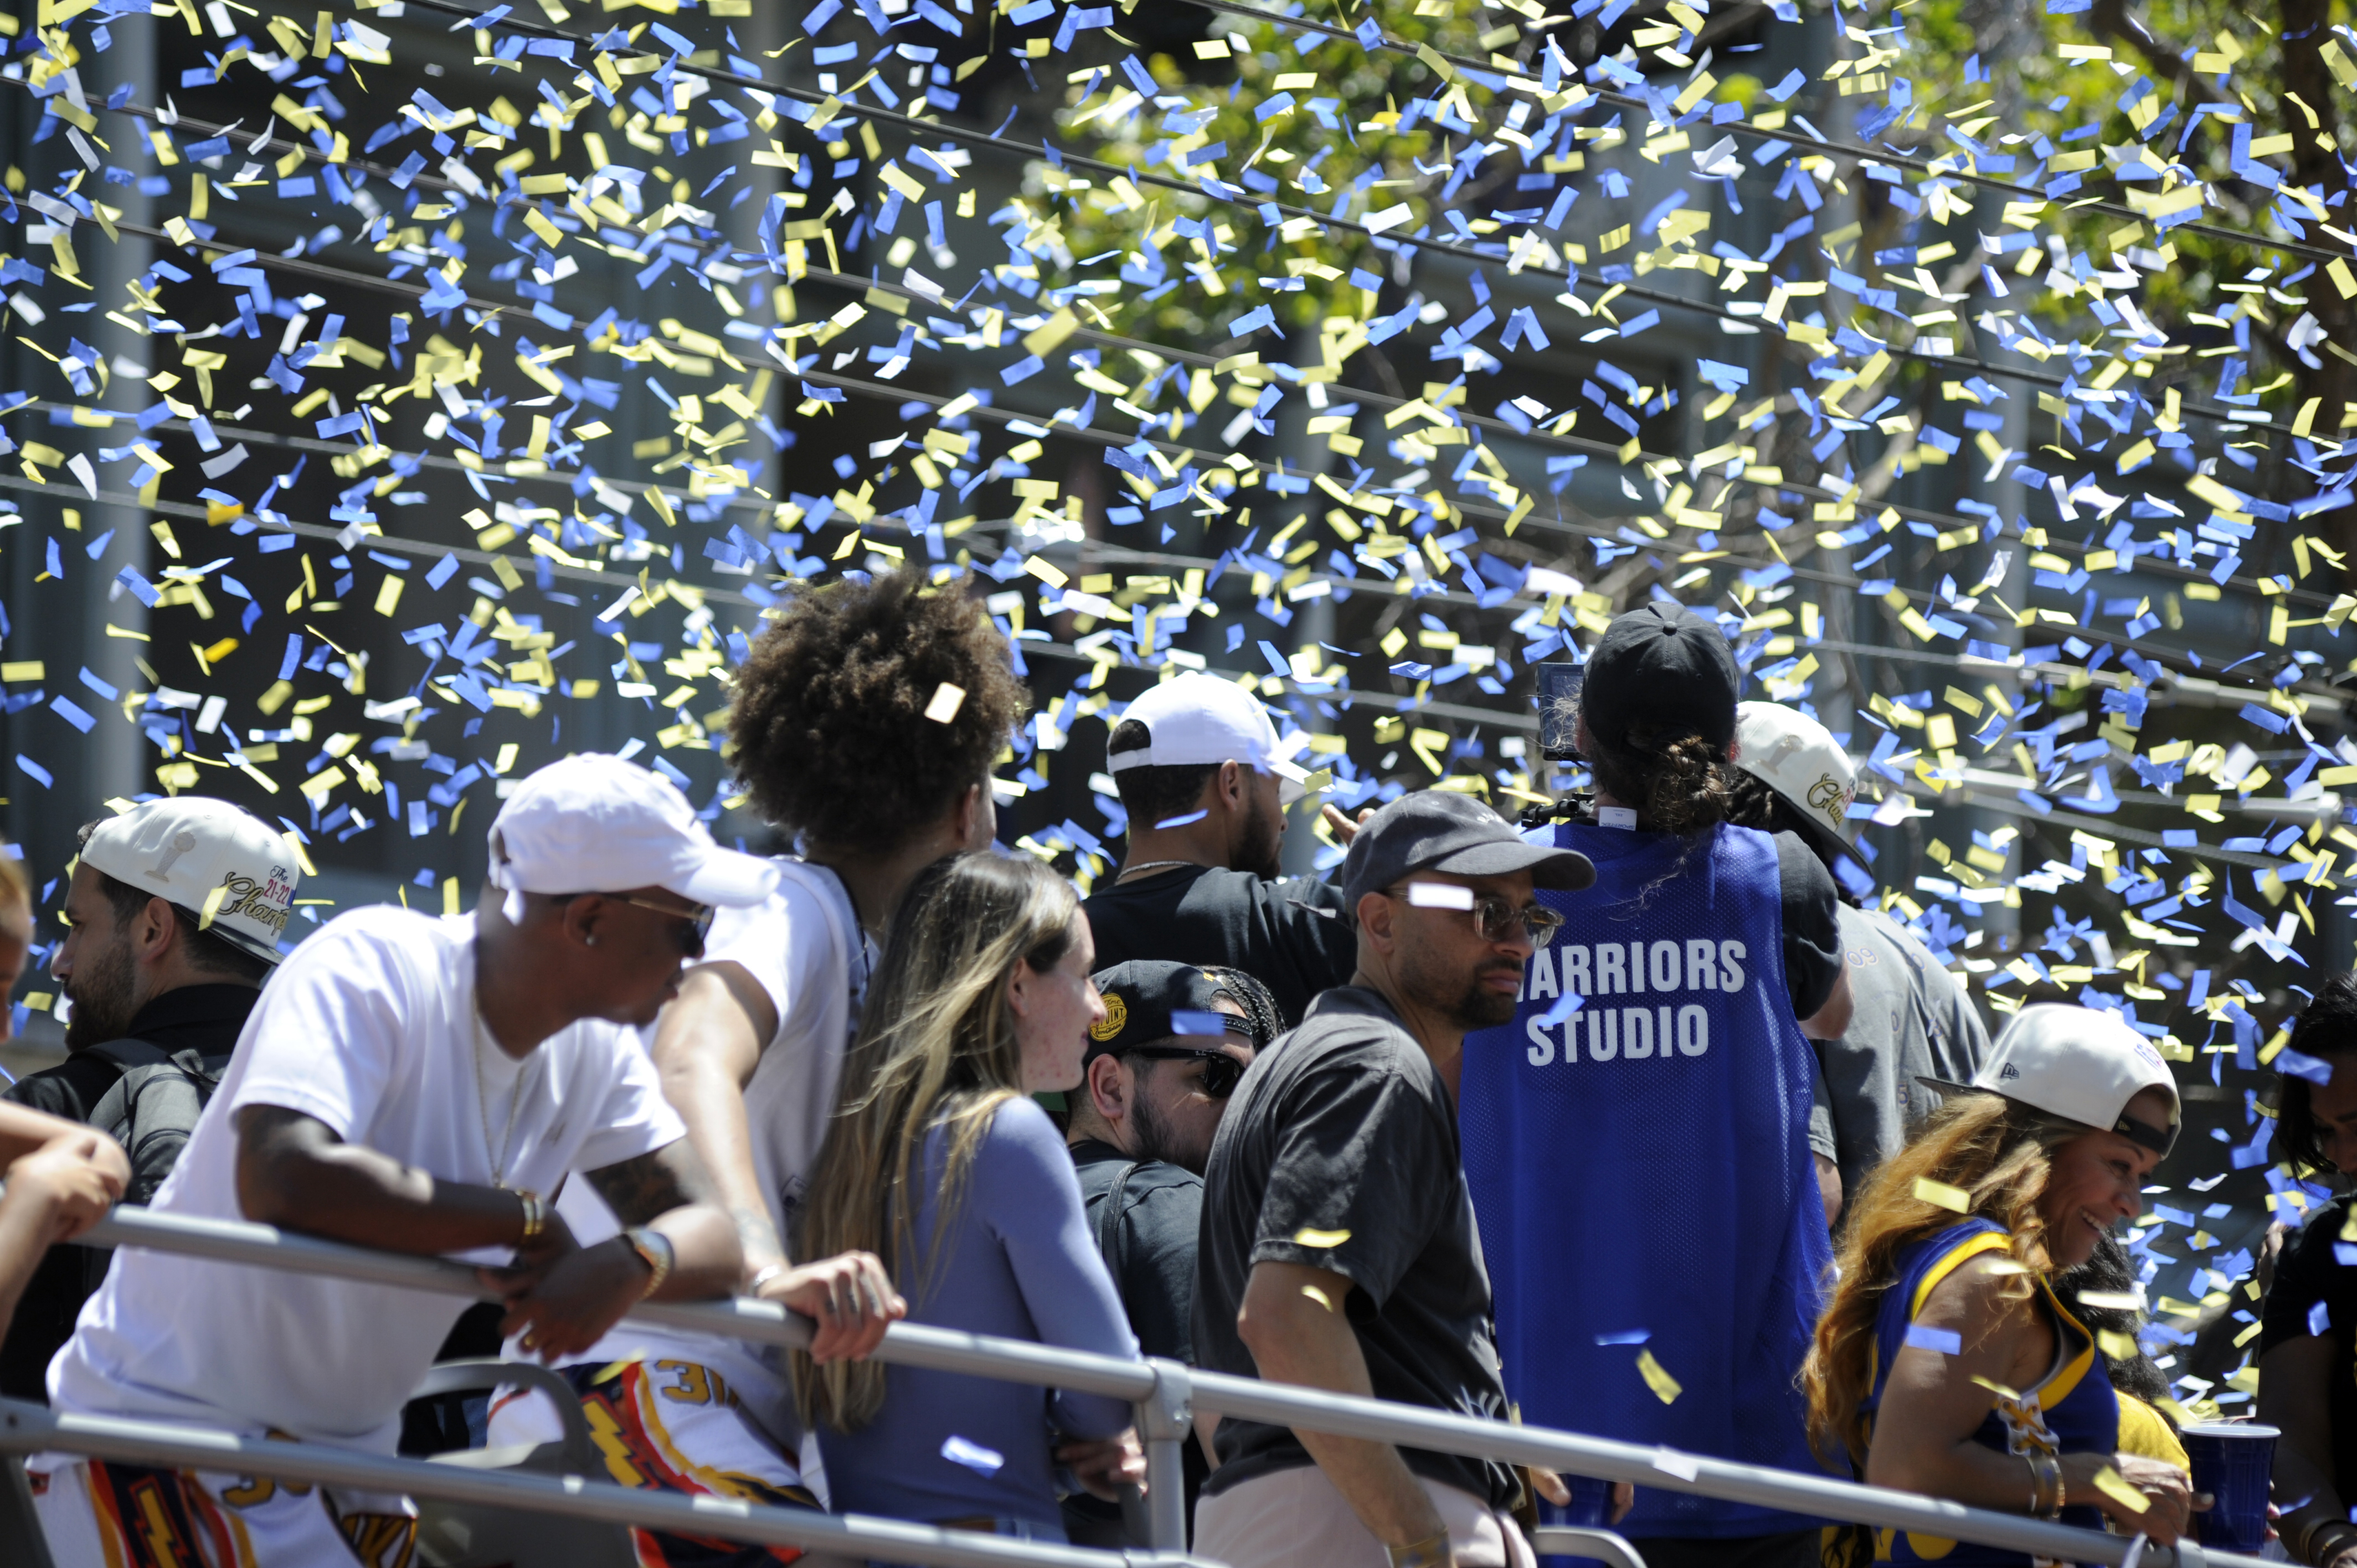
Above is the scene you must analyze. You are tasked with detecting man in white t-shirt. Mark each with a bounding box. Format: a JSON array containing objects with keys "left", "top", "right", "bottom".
[
  {"left": 33, "top": 755, "right": 763, "bottom": 1568},
  {"left": 489, "top": 569, "right": 1029, "bottom": 1538}
]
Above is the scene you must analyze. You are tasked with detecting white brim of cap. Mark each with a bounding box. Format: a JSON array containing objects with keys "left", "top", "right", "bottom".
[
  {"left": 670, "top": 845, "right": 781, "bottom": 907},
  {"left": 1272, "top": 760, "right": 1311, "bottom": 806}
]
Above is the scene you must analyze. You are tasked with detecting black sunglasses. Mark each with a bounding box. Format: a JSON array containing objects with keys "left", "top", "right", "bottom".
[
  {"left": 1381, "top": 886, "right": 1565, "bottom": 948},
  {"left": 610, "top": 894, "right": 716, "bottom": 958},
  {"left": 1123, "top": 1045, "right": 1247, "bottom": 1098}
]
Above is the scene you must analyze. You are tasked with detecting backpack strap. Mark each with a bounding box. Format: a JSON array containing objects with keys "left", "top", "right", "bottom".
[
  {"left": 1093, "top": 1161, "right": 1140, "bottom": 1285},
  {"left": 80, "top": 1038, "right": 176, "bottom": 1075}
]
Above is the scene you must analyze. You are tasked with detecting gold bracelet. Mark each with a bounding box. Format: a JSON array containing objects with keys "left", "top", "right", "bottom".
[
  {"left": 2024, "top": 1453, "right": 2061, "bottom": 1518},
  {"left": 622, "top": 1226, "right": 675, "bottom": 1298},
  {"left": 1386, "top": 1533, "right": 1450, "bottom": 1568},
  {"left": 516, "top": 1189, "right": 545, "bottom": 1244}
]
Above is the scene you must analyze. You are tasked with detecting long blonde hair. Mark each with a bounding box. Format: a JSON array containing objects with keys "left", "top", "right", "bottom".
[
  {"left": 792, "top": 850, "right": 1080, "bottom": 1432},
  {"left": 1801, "top": 1095, "right": 2083, "bottom": 1471}
]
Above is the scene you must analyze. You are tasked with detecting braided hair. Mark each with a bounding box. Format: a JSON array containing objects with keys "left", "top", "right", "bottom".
[{"left": 1201, "top": 965, "right": 1285, "bottom": 1049}]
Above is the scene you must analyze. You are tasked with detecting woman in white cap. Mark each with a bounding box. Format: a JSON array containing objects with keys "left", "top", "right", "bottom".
[{"left": 1802, "top": 1003, "right": 2199, "bottom": 1566}]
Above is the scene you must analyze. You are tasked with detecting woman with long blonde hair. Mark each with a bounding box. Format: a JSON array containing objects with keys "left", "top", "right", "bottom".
[
  {"left": 1802, "top": 1005, "right": 2199, "bottom": 1567},
  {"left": 796, "top": 850, "right": 1144, "bottom": 1544}
]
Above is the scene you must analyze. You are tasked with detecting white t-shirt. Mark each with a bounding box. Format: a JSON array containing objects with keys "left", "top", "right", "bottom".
[
  {"left": 544, "top": 860, "right": 872, "bottom": 1442},
  {"left": 49, "top": 907, "right": 686, "bottom": 1452}
]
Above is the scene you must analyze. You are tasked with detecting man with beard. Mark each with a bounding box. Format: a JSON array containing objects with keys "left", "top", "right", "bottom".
[
  {"left": 1, "top": 798, "right": 296, "bottom": 1400},
  {"left": 1062, "top": 961, "right": 1277, "bottom": 1546},
  {"left": 1192, "top": 792, "right": 1597, "bottom": 1568},
  {"left": 1082, "top": 673, "right": 1349, "bottom": 1025}
]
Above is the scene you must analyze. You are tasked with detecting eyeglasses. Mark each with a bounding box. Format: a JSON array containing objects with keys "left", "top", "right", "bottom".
[
  {"left": 1123, "top": 1046, "right": 1248, "bottom": 1098},
  {"left": 1383, "top": 887, "right": 1564, "bottom": 948},
  {"left": 609, "top": 894, "right": 716, "bottom": 958}
]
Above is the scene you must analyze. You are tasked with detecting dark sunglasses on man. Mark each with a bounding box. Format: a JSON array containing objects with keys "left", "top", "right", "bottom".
[
  {"left": 1382, "top": 885, "right": 1565, "bottom": 948},
  {"left": 1120, "top": 1045, "right": 1248, "bottom": 1098},
  {"left": 609, "top": 893, "right": 717, "bottom": 958}
]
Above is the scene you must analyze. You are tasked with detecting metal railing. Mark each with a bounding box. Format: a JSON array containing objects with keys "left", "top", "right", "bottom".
[{"left": 3, "top": 1204, "right": 2279, "bottom": 1568}]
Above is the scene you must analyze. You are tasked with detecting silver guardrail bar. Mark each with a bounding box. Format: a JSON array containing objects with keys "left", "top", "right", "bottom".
[
  {"left": 0, "top": 1398, "right": 1216, "bottom": 1568},
  {"left": 55, "top": 1206, "right": 2275, "bottom": 1568}
]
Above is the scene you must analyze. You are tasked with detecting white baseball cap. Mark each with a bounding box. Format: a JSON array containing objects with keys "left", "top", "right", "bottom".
[
  {"left": 1924, "top": 1003, "right": 2181, "bottom": 1157},
  {"left": 1108, "top": 673, "right": 1312, "bottom": 804},
  {"left": 1734, "top": 702, "right": 1858, "bottom": 853},
  {"left": 80, "top": 797, "right": 300, "bottom": 966},
  {"left": 488, "top": 754, "right": 778, "bottom": 911}
]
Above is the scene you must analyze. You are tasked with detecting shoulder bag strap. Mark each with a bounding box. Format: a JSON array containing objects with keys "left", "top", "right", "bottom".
[{"left": 1094, "top": 1160, "right": 1139, "bottom": 1282}]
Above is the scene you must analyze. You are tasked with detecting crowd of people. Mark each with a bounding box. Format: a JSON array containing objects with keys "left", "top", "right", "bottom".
[{"left": 0, "top": 571, "right": 2348, "bottom": 1568}]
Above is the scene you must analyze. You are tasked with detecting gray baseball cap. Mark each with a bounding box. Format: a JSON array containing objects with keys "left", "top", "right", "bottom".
[{"left": 1339, "top": 791, "right": 1594, "bottom": 907}]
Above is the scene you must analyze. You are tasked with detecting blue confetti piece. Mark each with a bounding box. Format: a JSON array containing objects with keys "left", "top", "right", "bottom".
[
  {"left": 941, "top": 1435, "right": 1003, "bottom": 1474},
  {"left": 1538, "top": 989, "right": 1585, "bottom": 1025},
  {"left": 2277, "top": 1046, "right": 2337, "bottom": 1085},
  {"left": 1594, "top": 1328, "right": 1649, "bottom": 1346},
  {"left": 1904, "top": 1324, "right": 1963, "bottom": 1355},
  {"left": 1618, "top": 310, "right": 1660, "bottom": 338},
  {"left": 1154, "top": 809, "right": 1209, "bottom": 829},
  {"left": 426, "top": 554, "right": 460, "bottom": 590},
  {"left": 2307, "top": 1299, "right": 2329, "bottom": 1337},
  {"left": 1171, "top": 1009, "right": 1231, "bottom": 1036},
  {"left": 14, "top": 755, "right": 50, "bottom": 789}
]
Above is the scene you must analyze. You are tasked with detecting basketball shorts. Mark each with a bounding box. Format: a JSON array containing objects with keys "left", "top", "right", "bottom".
[
  {"left": 32, "top": 1453, "right": 415, "bottom": 1568},
  {"left": 488, "top": 1355, "right": 819, "bottom": 1566}
]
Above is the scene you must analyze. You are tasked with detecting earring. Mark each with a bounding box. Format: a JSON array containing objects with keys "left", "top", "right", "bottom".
[{"left": 585, "top": 935, "right": 599, "bottom": 947}]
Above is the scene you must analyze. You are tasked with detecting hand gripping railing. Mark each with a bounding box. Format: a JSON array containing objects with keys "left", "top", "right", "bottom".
[{"left": 18, "top": 1205, "right": 2283, "bottom": 1568}]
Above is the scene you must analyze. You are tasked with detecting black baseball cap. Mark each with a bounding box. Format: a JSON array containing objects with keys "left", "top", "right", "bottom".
[
  {"left": 1581, "top": 604, "right": 1740, "bottom": 753},
  {"left": 1087, "top": 960, "right": 1257, "bottom": 1063},
  {"left": 1339, "top": 791, "right": 1594, "bottom": 907}
]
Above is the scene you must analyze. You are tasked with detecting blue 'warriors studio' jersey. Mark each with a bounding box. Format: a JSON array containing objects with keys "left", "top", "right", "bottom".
[
  {"left": 1461, "top": 819, "right": 1834, "bottom": 1539},
  {"left": 1862, "top": 1219, "right": 2116, "bottom": 1566}
]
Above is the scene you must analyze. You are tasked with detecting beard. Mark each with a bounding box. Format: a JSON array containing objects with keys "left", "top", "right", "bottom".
[
  {"left": 63, "top": 936, "right": 141, "bottom": 1051},
  {"left": 1403, "top": 945, "right": 1524, "bottom": 1033},
  {"left": 1128, "top": 1086, "right": 1186, "bottom": 1171},
  {"left": 1238, "top": 790, "right": 1283, "bottom": 881}
]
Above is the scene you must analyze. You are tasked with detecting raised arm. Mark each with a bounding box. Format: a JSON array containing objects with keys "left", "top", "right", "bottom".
[{"left": 648, "top": 962, "right": 779, "bottom": 1272}]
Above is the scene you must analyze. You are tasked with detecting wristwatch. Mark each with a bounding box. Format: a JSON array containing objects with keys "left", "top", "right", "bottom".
[{"left": 621, "top": 1226, "right": 675, "bottom": 1298}]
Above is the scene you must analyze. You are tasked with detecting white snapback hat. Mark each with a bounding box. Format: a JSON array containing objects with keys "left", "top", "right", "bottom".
[
  {"left": 80, "top": 797, "right": 299, "bottom": 966},
  {"left": 1108, "top": 672, "right": 1311, "bottom": 804},
  {"left": 1924, "top": 1003, "right": 2181, "bottom": 1157},
  {"left": 488, "top": 754, "right": 778, "bottom": 912},
  {"left": 1734, "top": 701, "right": 1858, "bottom": 849}
]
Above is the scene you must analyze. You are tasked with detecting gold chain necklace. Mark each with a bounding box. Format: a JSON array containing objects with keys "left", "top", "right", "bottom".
[{"left": 471, "top": 999, "right": 532, "bottom": 1189}]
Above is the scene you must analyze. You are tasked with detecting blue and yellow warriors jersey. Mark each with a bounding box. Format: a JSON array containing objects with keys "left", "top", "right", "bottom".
[
  {"left": 1461, "top": 819, "right": 1833, "bottom": 1539},
  {"left": 1861, "top": 1218, "right": 2118, "bottom": 1566}
]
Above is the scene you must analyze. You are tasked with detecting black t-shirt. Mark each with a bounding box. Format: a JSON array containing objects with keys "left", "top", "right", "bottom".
[
  {"left": 1071, "top": 1138, "right": 1204, "bottom": 1365},
  {"left": 1193, "top": 986, "right": 1517, "bottom": 1509},
  {"left": 0, "top": 983, "right": 256, "bottom": 1401},
  {"left": 2257, "top": 1198, "right": 2357, "bottom": 1505},
  {"left": 1068, "top": 1139, "right": 1211, "bottom": 1540},
  {"left": 1768, "top": 831, "right": 1846, "bottom": 1020},
  {"left": 1082, "top": 866, "right": 1356, "bottom": 1026}
]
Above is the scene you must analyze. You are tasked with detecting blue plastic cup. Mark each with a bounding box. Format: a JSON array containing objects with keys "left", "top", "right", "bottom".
[
  {"left": 2179, "top": 1420, "right": 2278, "bottom": 1554},
  {"left": 1537, "top": 1474, "right": 1614, "bottom": 1567}
]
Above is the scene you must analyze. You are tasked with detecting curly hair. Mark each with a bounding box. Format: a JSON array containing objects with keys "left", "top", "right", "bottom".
[
  {"left": 1584, "top": 720, "right": 1740, "bottom": 835},
  {"left": 727, "top": 570, "right": 1027, "bottom": 854}
]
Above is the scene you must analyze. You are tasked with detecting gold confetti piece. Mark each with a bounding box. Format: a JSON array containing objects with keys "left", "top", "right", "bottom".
[
  {"left": 2096, "top": 1329, "right": 2140, "bottom": 1362},
  {"left": 1913, "top": 1178, "right": 1971, "bottom": 1213},
  {"left": 924, "top": 682, "right": 967, "bottom": 723},
  {"left": 1635, "top": 1349, "right": 1682, "bottom": 1404},
  {"left": 2090, "top": 1466, "right": 2149, "bottom": 1514},
  {"left": 2076, "top": 1290, "right": 2143, "bottom": 1310},
  {"left": 1968, "top": 1374, "right": 2021, "bottom": 1400},
  {"left": 1300, "top": 1285, "right": 1334, "bottom": 1311},
  {"left": 1293, "top": 1227, "right": 1351, "bottom": 1248}
]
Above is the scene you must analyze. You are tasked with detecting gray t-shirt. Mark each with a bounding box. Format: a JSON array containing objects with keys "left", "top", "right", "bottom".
[{"left": 1807, "top": 902, "right": 1990, "bottom": 1204}]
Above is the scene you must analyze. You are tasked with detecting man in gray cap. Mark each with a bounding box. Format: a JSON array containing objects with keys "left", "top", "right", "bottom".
[
  {"left": 1193, "top": 791, "right": 1602, "bottom": 1568},
  {"left": 1, "top": 797, "right": 299, "bottom": 1400}
]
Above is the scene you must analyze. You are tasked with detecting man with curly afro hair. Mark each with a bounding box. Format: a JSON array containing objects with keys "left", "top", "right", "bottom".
[{"left": 487, "top": 570, "right": 1026, "bottom": 1541}]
